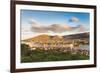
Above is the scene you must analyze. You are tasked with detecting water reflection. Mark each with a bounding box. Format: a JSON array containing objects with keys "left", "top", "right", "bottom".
[{"left": 79, "top": 44, "right": 89, "bottom": 50}]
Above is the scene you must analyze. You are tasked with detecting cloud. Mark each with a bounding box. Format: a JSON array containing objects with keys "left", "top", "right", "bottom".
[
  {"left": 31, "top": 23, "right": 48, "bottom": 33},
  {"left": 21, "top": 26, "right": 30, "bottom": 32},
  {"left": 48, "top": 24, "right": 72, "bottom": 33},
  {"left": 28, "top": 19, "right": 87, "bottom": 33},
  {"left": 69, "top": 16, "right": 79, "bottom": 22},
  {"left": 74, "top": 25, "right": 87, "bottom": 32},
  {"left": 30, "top": 19, "right": 73, "bottom": 33}
]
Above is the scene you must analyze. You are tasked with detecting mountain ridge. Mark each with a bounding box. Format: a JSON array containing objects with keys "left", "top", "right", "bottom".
[{"left": 22, "top": 32, "right": 89, "bottom": 42}]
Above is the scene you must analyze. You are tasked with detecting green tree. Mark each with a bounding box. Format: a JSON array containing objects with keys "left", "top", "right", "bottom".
[{"left": 21, "top": 44, "right": 30, "bottom": 56}]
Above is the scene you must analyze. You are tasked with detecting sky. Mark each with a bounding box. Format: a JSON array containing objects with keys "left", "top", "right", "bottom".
[{"left": 21, "top": 9, "right": 90, "bottom": 40}]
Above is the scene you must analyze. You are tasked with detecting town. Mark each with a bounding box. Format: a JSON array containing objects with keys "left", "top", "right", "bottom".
[{"left": 22, "top": 39, "right": 89, "bottom": 56}]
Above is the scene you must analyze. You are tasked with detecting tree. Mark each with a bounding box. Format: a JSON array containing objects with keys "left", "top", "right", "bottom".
[{"left": 21, "top": 44, "right": 31, "bottom": 56}]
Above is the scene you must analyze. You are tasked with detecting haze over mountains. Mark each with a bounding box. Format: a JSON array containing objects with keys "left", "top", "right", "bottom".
[{"left": 22, "top": 32, "right": 89, "bottom": 42}]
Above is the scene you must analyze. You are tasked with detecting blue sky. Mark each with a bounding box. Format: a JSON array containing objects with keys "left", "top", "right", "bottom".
[
  {"left": 21, "top": 10, "right": 90, "bottom": 27},
  {"left": 21, "top": 9, "right": 90, "bottom": 39}
]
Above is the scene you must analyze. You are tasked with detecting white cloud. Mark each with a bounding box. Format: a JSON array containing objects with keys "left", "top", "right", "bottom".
[
  {"left": 69, "top": 16, "right": 79, "bottom": 22},
  {"left": 30, "top": 19, "right": 87, "bottom": 33}
]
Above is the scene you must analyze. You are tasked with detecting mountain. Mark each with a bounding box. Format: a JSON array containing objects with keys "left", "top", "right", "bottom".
[
  {"left": 31, "top": 34, "right": 50, "bottom": 42},
  {"left": 22, "top": 32, "right": 89, "bottom": 42},
  {"left": 51, "top": 35, "right": 63, "bottom": 40},
  {"left": 22, "top": 34, "right": 50, "bottom": 42},
  {"left": 63, "top": 32, "right": 89, "bottom": 39}
]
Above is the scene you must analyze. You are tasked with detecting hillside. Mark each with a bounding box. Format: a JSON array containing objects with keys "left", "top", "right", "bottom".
[
  {"left": 22, "top": 32, "right": 89, "bottom": 42},
  {"left": 63, "top": 32, "right": 89, "bottom": 39}
]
